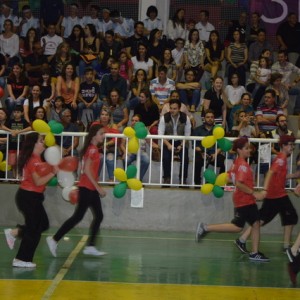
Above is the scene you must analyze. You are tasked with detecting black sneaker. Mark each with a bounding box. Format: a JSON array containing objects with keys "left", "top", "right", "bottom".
[
  {"left": 235, "top": 239, "right": 249, "bottom": 254},
  {"left": 286, "top": 247, "right": 296, "bottom": 263},
  {"left": 195, "top": 222, "right": 207, "bottom": 242},
  {"left": 249, "top": 252, "right": 270, "bottom": 262}
]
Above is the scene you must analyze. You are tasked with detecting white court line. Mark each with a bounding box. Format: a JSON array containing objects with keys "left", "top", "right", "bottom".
[{"left": 41, "top": 235, "right": 88, "bottom": 300}]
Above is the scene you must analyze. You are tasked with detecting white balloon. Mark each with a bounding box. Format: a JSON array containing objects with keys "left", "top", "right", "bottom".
[
  {"left": 61, "top": 186, "right": 78, "bottom": 201},
  {"left": 44, "top": 146, "right": 61, "bottom": 166},
  {"left": 57, "top": 171, "right": 75, "bottom": 188}
]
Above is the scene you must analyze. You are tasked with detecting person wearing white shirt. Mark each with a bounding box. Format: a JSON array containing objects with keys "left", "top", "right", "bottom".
[
  {"left": 195, "top": 10, "right": 215, "bottom": 42},
  {"left": 61, "top": 3, "right": 82, "bottom": 39},
  {"left": 0, "top": 2, "right": 19, "bottom": 33},
  {"left": 18, "top": 5, "right": 40, "bottom": 38},
  {"left": 99, "top": 8, "right": 113, "bottom": 38},
  {"left": 110, "top": 10, "right": 134, "bottom": 40},
  {"left": 143, "top": 5, "right": 163, "bottom": 36},
  {"left": 41, "top": 24, "right": 63, "bottom": 59},
  {"left": 166, "top": 8, "right": 187, "bottom": 41},
  {"left": 81, "top": 5, "right": 101, "bottom": 34}
]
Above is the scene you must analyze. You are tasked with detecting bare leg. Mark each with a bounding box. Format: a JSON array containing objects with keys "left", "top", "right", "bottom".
[
  {"left": 239, "top": 220, "right": 264, "bottom": 242},
  {"left": 250, "top": 221, "right": 260, "bottom": 253},
  {"left": 207, "top": 223, "right": 242, "bottom": 233},
  {"left": 284, "top": 225, "right": 294, "bottom": 247}
]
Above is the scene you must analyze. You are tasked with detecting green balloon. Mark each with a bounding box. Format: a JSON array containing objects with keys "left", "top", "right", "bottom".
[
  {"left": 47, "top": 176, "right": 58, "bottom": 186},
  {"left": 217, "top": 138, "right": 232, "bottom": 152},
  {"left": 135, "top": 126, "right": 148, "bottom": 139},
  {"left": 126, "top": 165, "right": 137, "bottom": 179},
  {"left": 213, "top": 185, "right": 224, "bottom": 198},
  {"left": 48, "top": 120, "right": 57, "bottom": 127},
  {"left": 134, "top": 122, "right": 145, "bottom": 130},
  {"left": 204, "top": 169, "right": 217, "bottom": 184},
  {"left": 50, "top": 122, "right": 64, "bottom": 134},
  {"left": 113, "top": 182, "right": 127, "bottom": 198}
]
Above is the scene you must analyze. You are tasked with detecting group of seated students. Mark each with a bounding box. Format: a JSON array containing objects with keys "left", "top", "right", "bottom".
[{"left": 0, "top": 2, "right": 299, "bottom": 183}]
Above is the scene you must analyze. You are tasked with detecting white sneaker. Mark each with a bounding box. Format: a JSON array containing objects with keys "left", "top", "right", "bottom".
[
  {"left": 83, "top": 246, "right": 106, "bottom": 256},
  {"left": 4, "top": 228, "right": 16, "bottom": 250},
  {"left": 12, "top": 258, "right": 36, "bottom": 268},
  {"left": 46, "top": 236, "right": 57, "bottom": 257}
]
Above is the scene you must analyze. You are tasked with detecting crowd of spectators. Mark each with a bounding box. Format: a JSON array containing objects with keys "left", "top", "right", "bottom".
[{"left": 0, "top": 2, "right": 299, "bottom": 184}]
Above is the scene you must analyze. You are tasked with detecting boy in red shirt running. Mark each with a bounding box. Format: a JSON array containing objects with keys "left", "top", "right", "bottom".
[
  {"left": 236, "top": 135, "right": 298, "bottom": 254},
  {"left": 196, "top": 137, "right": 269, "bottom": 262}
]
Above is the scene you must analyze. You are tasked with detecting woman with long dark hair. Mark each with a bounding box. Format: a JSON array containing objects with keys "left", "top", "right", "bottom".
[
  {"left": 166, "top": 8, "right": 186, "bottom": 40},
  {"left": 47, "top": 124, "right": 107, "bottom": 257},
  {"left": 4, "top": 132, "right": 58, "bottom": 267}
]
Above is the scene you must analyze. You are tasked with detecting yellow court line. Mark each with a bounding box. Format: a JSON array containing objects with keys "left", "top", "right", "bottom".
[{"left": 41, "top": 235, "right": 88, "bottom": 300}]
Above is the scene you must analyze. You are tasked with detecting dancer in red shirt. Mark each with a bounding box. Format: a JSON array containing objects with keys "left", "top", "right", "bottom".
[
  {"left": 237, "top": 135, "right": 298, "bottom": 253},
  {"left": 196, "top": 137, "right": 269, "bottom": 262},
  {"left": 4, "top": 132, "right": 58, "bottom": 268},
  {"left": 47, "top": 124, "right": 107, "bottom": 257}
]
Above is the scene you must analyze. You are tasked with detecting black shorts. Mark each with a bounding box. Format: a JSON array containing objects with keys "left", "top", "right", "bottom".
[
  {"left": 259, "top": 196, "right": 298, "bottom": 226},
  {"left": 231, "top": 204, "right": 260, "bottom": 228}
]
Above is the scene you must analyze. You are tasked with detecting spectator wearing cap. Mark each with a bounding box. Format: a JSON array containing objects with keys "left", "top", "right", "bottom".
[
  {"left": 0, "top": 2, "right": 19, "bottom": 33},
  {"left": 143, "top": 5, "right": 163, "bottom": 36},
  {"left": 98, "top": 8, "right": 113, "bottom": 38},
  {"left": 81, "top": 5, "right": 101, "bottom": 34},
  {"left": 40, "top": 0, "right": 64, "bottom": 35},
  {"left": 255, "top": 89, "right": 284, "bottom": 132},
  {"left": 61, "top": 3, "right": 82, "bottom": 39},
  {"left": 110, "top": 9, "right": 134, "bottom": 41},
  {"left": 18, "top": 5, "right": 40, "bottom": 38}
]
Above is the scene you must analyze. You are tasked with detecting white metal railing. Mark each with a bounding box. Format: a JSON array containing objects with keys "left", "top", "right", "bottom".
[{"left": 0, "top": 130, "right": 299, "bottom": 190}]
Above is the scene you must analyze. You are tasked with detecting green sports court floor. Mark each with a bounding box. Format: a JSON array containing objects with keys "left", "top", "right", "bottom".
[{"left": 0, "top": 228, "right": 299, "bottom": 299}]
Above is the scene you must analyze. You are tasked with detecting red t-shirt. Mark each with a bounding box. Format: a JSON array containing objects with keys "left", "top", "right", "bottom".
[
  {"left": 266, "top": 152, "right": 287, "bottom": 199},
  {"left": 20, "top": 154, "right": 46, "bottom": 193},
  {"left": 78, "top": 144, "right": 100, "bottom": 190},
  {"left": 228, "top": 157, "right": 256, "bottom": 208}
]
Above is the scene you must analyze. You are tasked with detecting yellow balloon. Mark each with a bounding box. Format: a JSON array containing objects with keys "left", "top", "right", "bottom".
[
  {"left": 128, "top": 137, "right": 139, "bottom": 154},
  {"left": 215, "top": 172, "right": 229, "bottom": 186},
  {"left": 32, "top": 119, "right": 50, "bottom": 133},
  {"left": 213, "top": 127, "right": 225, "bottom": 139},
  {"left": 201, "top": 136, "right": 216, "bottom": 148},
  {"left": 44, "top": 132, "right": 56, "bottom": 147},
  {"left": 201, "top": 183, "right": 214, "bottom": 195},
  {"left": 0, "top": 161, "right": 12, "bottom": 172},
  {"left": 114, "top": 168, "right": 127, "bottom": 182},
  {"left": 123, "top": 126, "right": 135, "bottom": 138},
  {"left": 0, "top": 151, "right": 3, "bottom": 163},
  {"left": 127, "top": 178, "right": 143, "bottom": 191}
]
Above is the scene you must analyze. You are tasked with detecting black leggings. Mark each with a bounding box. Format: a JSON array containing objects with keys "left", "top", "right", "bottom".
[
  {"left": 54, "top": 187, "right": 103, "bottom": 246},
  {"left": 15, "top": 189, "right": 49, "bottom": 262}
]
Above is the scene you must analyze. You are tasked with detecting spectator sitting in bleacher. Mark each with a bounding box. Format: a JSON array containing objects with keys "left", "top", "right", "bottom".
[
  {"left": 192, "top": 109, "right": 225, "bottom": 186},
  {"left": 99, "top": 62, "right": 128, "bottom": 104},
  {"left": 24, "top": 41, "right": 48, "bottom": 86},
  {"left": 143, "top": 5, "right": 163, "bottom": 36},
  {"left": 61, "top": 3, "right": 82, "bottom": 39},
  {"left": 110, "top": 9, "right": 134, "bottom": 41},
  {"left": 55, "top": 108, "right": 79, "bottom": 157},
  {"left": 41, "top": 23, "right": 63, "bottom": 63},
  {"left": 0, "top": 2, "right": 19, "bottom": 33},
  {"left": 0, "top": 19, "right": 20, "bottom": 72},
  {"left": 49, "top": 96, "right": 65, "bottom": 122},
  {"left": 81, "top": 5, "right": 101, "bottom": 34},
  {"left": 5, "top": 63, "right": 29, "bottom": 119},
  {"left": 255, "top": 89, "right": 284, "bottom": 133},
  {"left": 267, "top": 73, "right": 289, "bottom": 116},
  {"left": 19, "top": 28, "right": 39, "bottom": 61},
  {"left": 271, "top": 50, "right": 300, "bottom": 115},
  {"left": 125, "top": 21, "right": 149, "bottom": 59},
  {"left": 98, "top": 8, "right": 113, "bottom": 39},
  {"left": 18, "top": 5, "right": 40, "bottom": 38},
  {"left": 133, "top": 88, "right": 159, "bottom": 135}
]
